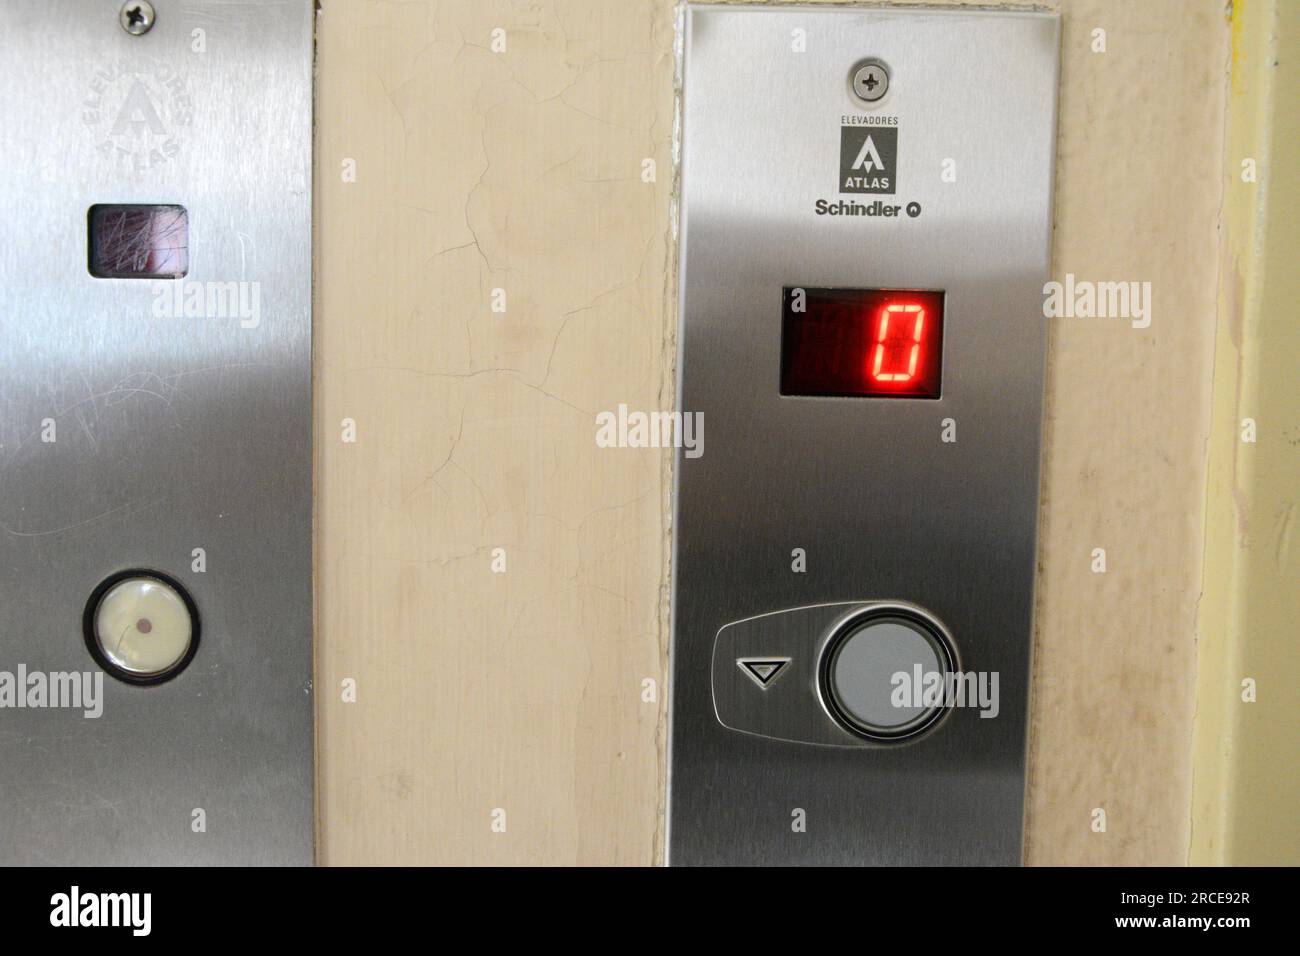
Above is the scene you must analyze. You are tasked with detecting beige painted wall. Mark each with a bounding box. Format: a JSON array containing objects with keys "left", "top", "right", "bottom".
[
  {"left": 314, "top": 0, "right": 1231, "bottom": 865},
  {"left": 314, "top": 0, "right": 676, "bottom": 865},
  {"left": 1024, "top": 0, "right": 1227, "bottom": 866}
]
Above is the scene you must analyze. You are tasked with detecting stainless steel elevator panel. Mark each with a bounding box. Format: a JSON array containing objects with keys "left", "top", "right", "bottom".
[
  {"left": 0, "top": 1, "right": 314, "bottom": 864},
  {"left": 669, "top": 5, "right": 1059, "bottom": 865}
]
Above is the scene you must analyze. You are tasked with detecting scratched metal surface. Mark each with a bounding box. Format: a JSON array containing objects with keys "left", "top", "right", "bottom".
[{"left": 0, "top": 0, "right": 314, "bottom": 864}]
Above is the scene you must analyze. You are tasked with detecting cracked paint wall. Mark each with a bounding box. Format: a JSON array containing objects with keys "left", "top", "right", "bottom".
[
  {"left": 315, "top": 0, "right": 1227, "bottom": 865},
  {"left": 315, "top": 0, "right": 675, "bottom": 864}
]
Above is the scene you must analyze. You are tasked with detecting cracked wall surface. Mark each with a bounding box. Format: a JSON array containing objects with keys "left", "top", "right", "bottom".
[
  {"left": 315, "top": 0, "right": 1227, "bottom": 865},
  {"left": 315, "top": 0, "right": 676, "bottom": 864}
]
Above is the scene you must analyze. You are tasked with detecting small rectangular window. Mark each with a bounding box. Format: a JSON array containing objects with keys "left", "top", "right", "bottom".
[{"left": 88, "top": 204, "right": 188, "bottom": 278}]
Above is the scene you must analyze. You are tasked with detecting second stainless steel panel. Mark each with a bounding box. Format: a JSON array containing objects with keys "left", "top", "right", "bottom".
[{"left": 668, "top": 4, "right": 1059, "bottom": 865}]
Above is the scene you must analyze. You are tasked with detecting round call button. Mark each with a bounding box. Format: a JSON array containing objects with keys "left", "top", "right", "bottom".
[
  {"left": 820, "top": 606, "right": 957, "bottom": 741},
  {"left": 84, "top": 570, "right": 199, "bottom": 684}
]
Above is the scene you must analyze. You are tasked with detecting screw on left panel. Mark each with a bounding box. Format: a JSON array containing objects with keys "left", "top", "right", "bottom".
[{"left": 120, "top": 0, "right": 155, "bottom": 36}]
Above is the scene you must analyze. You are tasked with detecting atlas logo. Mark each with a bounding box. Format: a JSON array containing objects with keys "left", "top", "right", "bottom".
[
  {"left": 82, "top": 61, "right": 193, "bottom": 171},
  {"left": 840, "top": 126, "right": 897, "bottom": 194}
]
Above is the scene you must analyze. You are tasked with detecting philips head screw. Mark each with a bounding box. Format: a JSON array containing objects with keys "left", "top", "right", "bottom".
[
  {"left": 851, "top": 61, "right": 890, "bottom": 104},
  {"left": 120, "top": 1, "right": 155, "bottom": 36}
]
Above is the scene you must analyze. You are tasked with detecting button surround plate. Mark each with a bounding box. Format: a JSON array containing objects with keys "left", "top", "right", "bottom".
[{"left": 711, "top": 600, "right": 960, "bottom": 748}]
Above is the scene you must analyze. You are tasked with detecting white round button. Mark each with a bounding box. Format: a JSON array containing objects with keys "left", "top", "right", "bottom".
[
  {"left": 89, "top": 574, "right": 195, "bottom": 680},
  {"left": 823, "top": 613, "right": 953, "bottom": 740}
]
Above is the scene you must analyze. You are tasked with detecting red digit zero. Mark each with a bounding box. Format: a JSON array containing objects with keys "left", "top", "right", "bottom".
[{"left": 781, "top": 287, "right": 944, "bottom": 398}]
